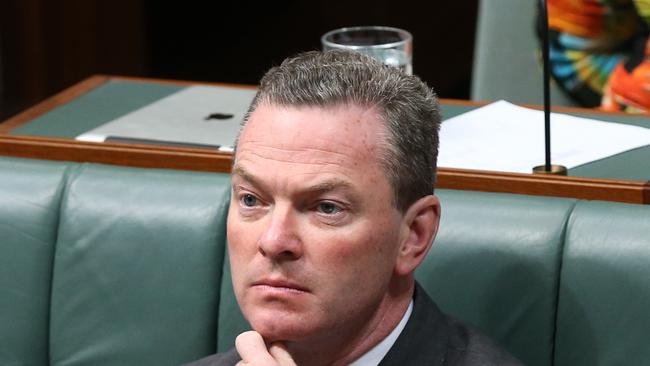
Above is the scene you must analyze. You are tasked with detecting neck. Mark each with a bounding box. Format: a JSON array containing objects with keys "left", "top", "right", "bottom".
[{"left": 287, "top": 277, "right": 415, "bottom": 366}]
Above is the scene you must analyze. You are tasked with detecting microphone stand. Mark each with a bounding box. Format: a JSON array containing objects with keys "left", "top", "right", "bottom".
[{"left": 533, "top": 0, "right": 567, "bottom": 175}]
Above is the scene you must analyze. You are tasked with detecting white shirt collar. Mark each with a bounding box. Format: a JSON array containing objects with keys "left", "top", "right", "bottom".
[{"left": 348, "top": 300, "right": 414, "bottom": 366}]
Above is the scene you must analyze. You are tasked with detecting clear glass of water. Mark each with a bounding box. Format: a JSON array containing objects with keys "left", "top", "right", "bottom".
[{"left": 321, "top": 26, "right": 413, "bottom": 75}]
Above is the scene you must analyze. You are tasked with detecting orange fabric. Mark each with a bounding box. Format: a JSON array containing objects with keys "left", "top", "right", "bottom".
[
  {"left": 548, "top": 0, "right": 607, "bottom": 37},
  {"left": 602, "top": 63, "right": 650, "bottom": 111}
]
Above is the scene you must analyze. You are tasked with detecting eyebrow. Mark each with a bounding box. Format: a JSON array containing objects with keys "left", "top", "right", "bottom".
[
  {"left": 231, "top": 165, "right": 357, "bottom": 198},
  {"left": 304, "top": 179, "right": 354, "bottom": 195},
  {"left": 231, "top": 165, "right": 262, "bottom": 188}
]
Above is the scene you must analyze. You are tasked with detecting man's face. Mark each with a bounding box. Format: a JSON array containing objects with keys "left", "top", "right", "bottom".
[{"left": 227, "top": 103, "right": 406, "bottom": 344}]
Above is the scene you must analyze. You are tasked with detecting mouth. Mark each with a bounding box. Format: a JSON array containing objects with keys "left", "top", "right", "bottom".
[{"left": 252, "top": 278, "right": 309, "bottom": 294}]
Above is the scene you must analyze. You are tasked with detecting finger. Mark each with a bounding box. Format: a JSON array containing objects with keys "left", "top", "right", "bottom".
[
  {"left": 236, "top": 331, "right": 276, "bottom": 365},
  {"left": 269, "top": 343, "right": 297, "bottom": 366}
]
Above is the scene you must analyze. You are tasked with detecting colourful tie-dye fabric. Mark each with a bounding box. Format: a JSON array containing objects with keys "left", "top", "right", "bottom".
[{"left": 544, "top": 0, "right": 650, "bottom": 112}]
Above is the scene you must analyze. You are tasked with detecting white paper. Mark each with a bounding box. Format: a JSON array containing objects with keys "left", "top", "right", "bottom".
[{"left": 438, "top": 100, "right": 650, "bottom": 173}]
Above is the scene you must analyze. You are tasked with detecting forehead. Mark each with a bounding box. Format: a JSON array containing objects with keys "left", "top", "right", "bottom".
[{"left": 234, "top": 103, "right": 389, "bottom": 174}]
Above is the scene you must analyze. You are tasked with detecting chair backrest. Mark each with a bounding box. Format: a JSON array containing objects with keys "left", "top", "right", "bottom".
[
  {"left": 0, "top": 157, "right": 233, "bottom": 366},
  {"left": 471, "top": 0, "right": 576, "bottom": 106},
  {"left": 554, "top": 201, "right": 650, "bottom": 365},
  {"left": 4, "top": 156, "right": 650, "bottom": 366},
  {"left": 49, "top": 163, "right": 232, "bottom": 365},
  {"left": 0, "top": 158, "right": 69, "bottom": 366},
  {"left": 417, "top": 189, "right": 576, "bottom": 366}
]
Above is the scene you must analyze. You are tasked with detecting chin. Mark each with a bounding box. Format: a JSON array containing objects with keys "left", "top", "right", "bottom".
[{"left": 248, "top": 310, "right": 318, "bottom": 342}]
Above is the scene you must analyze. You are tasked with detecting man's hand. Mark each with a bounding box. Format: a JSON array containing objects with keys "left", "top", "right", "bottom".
[{"left": 235, "top": 331, "right": 297, "bottom": 366}]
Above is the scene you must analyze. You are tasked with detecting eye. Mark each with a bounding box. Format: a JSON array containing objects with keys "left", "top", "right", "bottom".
[
  {"left": 241, "top": 193, "right": 259, "bottom": 207},
  {"left": 316, "top": 201, "right": 342, "bottom": 215}
]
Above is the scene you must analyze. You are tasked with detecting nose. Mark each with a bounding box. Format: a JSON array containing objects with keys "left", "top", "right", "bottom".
[{"left": 257, "top": 204, "right": 303, "bottom": 261}]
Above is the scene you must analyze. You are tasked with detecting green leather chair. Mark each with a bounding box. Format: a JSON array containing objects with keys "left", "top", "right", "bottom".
[
  {"left": 555, "top": 201, "right": 650, "bottom": 365},
  {"left": 2, "top": 155, "right": 650, "bottom": 365},
  {"left": 0, "top": 158, "right": 69, "bottom": 366}
]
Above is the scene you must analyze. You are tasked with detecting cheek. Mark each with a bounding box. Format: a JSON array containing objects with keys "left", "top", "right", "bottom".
[
  {"left": 227, "top": 202, "right": 257, "bottom": 251},
  {"left": 311, "top": 221, "right": 399, "bottom": 278},
  {"left": 228, "top": 231, "right": 255, "bottom": 265},
  {"left": 226, "top": 211, "right": 259, "bottom": 278},
  {"left": 227, "top": 217, "right": 258, "bottom": 305}
]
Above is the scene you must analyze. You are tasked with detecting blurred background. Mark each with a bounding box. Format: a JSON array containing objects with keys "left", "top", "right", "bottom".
[{"left": 0, "top": 0, "right": 479, "bottom": 120}]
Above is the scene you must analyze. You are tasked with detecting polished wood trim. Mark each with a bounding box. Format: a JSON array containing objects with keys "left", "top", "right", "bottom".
[
  {"left": 438, "top": 98, "right": 485, "bottom": 107},
  {"left": 0, "top": 75, "right": 110, "bottom": 133},
  {"left": 1, "top": 134, "right": 647, "bottom": 204},
  {"left": 437, "top": 167, "right": 649, "bottom": 204},
  {"left": 0, "top": 135, "right": 233, "bottom": 173},
  {"left": 531, "top": 103, "right": 650, "bottom": 117}
]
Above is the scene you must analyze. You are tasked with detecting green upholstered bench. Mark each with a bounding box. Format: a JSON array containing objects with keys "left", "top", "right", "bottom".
[{"left": 1, "top": 156, "right": 649, "bottom": 366}]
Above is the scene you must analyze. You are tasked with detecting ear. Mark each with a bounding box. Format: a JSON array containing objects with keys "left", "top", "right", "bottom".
[{"left": 394, "top": 195, "right": 441, "bottom": 276}]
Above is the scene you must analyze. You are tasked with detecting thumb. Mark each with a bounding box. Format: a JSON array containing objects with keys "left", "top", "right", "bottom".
[{"left": 235, "top": 331, "right": 276, "bottom": 365}]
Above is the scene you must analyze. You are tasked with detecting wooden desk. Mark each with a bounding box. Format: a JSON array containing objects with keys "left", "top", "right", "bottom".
[{"left": 1, "top": 75, "right": 649, "bottom": 204}]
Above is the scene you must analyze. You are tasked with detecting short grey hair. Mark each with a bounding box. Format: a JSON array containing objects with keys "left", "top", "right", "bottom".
[{"left": 237, "top": 50, "right": 440, "bottom": 212}]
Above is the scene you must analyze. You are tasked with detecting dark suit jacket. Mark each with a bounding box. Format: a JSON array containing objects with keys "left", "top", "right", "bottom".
[{"left": 183, "top": 283, "right": 522, "bottom": 365}]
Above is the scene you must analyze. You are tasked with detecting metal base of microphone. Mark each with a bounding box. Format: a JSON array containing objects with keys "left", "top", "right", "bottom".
[{"left": 532, "top": 164, "right": 568, "bottom": 175}]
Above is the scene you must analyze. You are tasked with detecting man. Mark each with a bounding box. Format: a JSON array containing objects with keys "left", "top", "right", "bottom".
[{"left": 186, "top": 50, "right": 521, "bottom": 365}]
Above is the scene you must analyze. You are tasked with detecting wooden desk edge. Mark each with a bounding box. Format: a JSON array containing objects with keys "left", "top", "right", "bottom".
[
  {"left": 1, "top": 134, "right": 647, "bottom": 204},
  {"left": 1, "top": 75, "right": 648, "bottom": 204},
  {"left": 0, "top": 135, "right": 233, "bottom": 173},
  {"left": 437, "top": 167, "right": 649, "bottom": 204}
]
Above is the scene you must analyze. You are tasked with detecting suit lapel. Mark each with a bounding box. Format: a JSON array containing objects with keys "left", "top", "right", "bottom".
[{"left": 378, "top": 283, "right": 450, "bottom": 366}]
